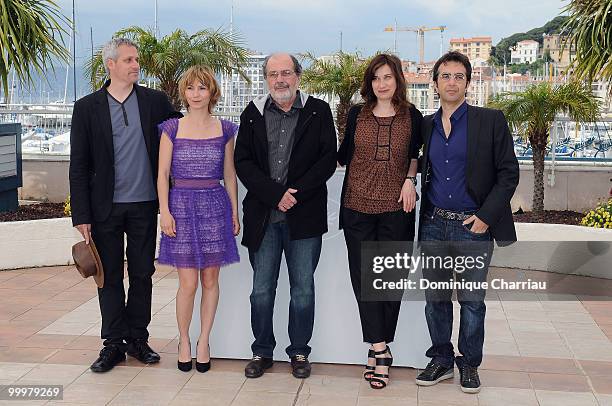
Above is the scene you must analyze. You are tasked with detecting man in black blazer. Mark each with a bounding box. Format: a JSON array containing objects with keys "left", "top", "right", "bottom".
[
  {"left": 414, "top": 52, "right": 519, "bottom": 393},
  {"left": 69, "top": 38, "right": 179, "bottom": 373},
  {"left": 234, "top": 53, "right": 337, "bottom": 379}
]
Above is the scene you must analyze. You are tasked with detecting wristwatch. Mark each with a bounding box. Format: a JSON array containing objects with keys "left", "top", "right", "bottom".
[{"left": 406, "top": 176, "right": 417, "bottom": 186}]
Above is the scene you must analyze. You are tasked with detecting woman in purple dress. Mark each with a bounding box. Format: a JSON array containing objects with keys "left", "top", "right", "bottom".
[{"left": 157, "top": 65, "right": 240, "bottom": 373}]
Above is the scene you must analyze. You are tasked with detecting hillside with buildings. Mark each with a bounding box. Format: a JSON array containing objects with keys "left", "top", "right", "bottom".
[
  {"left": 490, "top": 16, "right": 568, "bottom": 66},
  {"left": 398, "top": 16, "right": 610, "bottom": 115}
]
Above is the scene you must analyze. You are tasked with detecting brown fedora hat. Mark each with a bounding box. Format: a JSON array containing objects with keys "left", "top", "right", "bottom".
[{"left": 72, "top": 239, "right": 104, "bottom": 288}]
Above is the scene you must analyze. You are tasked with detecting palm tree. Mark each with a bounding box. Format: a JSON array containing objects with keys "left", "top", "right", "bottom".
[
  {"left": 562, "top": 0, "right": 612, "bottom": 84},
  {"left": 300, "top": 52, "right": 370, "bottom": 143},
  {"left": 86, "top": 26, "right": 249, "bottom": 109},
  {"left": 490, "top": 81, "right": 600, "bottom": 212},
  {"left": 0, "top": 0, "right": 69, "bottom": 102}
]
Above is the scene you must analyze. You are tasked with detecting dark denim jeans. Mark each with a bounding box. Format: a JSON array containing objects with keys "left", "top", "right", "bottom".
[
  {"left": 248, "top": 222, "right": 322, "bottom": 358},
  {"left": 420, "top": 209, "right": 494, "bottom": 368}
]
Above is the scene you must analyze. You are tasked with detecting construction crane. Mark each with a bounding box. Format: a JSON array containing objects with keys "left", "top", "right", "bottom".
[{"left": 384, "top": 25, "right": 446, "bottom": 64}]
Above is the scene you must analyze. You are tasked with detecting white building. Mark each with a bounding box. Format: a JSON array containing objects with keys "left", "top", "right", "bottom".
[
  {"left": 218, "top": 53, "right": 268, "bottom": 114},
  {"left": 511, "top": 40, "right": 540, "bottom": 64},
  {"left": 591, "top": 81, "right": 612, "bottom": 115}
]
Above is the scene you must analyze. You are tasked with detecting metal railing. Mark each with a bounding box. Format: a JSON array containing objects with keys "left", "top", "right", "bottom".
[
  {"left": 514, "top": 117, "right": 612, "bottom": 163},
  {"left": 3, "top": 104, "right": 612, "bottom": 163}
]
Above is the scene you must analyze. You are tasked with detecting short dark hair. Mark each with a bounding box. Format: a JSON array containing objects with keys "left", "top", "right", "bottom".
[
  {"left": 360, "top": 53, "right": 411, "bottom": 112},
  {"left": 432, "top": 51, "right": 472, "bottom": 83},
  {"left": 262, "top": 53, "right": 302, "bottom": 78}
]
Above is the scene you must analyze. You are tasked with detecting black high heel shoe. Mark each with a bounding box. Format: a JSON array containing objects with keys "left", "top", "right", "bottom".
[
  {"left": 195, "top": 341, "right": 211, "bottom": 373},
  {"left": 177, "top": 341, "right": 192, "bottom": 372}
]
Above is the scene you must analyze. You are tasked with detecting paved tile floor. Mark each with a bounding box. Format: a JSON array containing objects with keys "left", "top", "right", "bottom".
[{"left": 1, "top": 265, "right": 612, "bottom": 405}]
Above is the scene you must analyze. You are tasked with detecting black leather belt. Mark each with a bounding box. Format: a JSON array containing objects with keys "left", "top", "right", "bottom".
[{"left": 432, "top": 207, "right": 476, "bottom": 221}]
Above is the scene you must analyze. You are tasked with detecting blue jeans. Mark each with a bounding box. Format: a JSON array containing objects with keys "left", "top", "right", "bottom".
[
  {"left": 420, "top": 209, "right": 493, "bottom": 368},
  {"left": 248, "top": 222, "right": 322, "bottom": 358}
]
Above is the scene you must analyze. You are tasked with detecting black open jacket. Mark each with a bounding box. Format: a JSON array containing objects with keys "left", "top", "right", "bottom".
[
  {"left": 69, "top": 81, "right": 181, "bottom": 226},
  {"left": 418, "top": 105, "right": 520, "bottom": 245},
  {"left": 234, "top": 95, "right": 337, "bottom": 250}
]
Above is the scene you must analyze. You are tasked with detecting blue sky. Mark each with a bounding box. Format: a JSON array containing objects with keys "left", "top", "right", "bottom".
[
  {"left": 57, "top": 0, "right": 567, "bottom": 64},
  {"left": 13, "top": 0, "right": 565, "bottom": 101}
]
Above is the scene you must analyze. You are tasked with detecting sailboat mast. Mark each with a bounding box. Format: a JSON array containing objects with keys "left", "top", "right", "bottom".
[
  {"left": 63, "top": 28, "right": 72, "bottom": 104},
  {"left": 228, "top": 0, "right": 234, "bottom": 111},
  {"left": 72, "top": 0, "right": 76, "bottom": 102},
  {"left": 90, "top": 26, "right": 94, "bottom": 90},
  {"left": 154, "top": 0, "right": 159, "bottom": 39}
]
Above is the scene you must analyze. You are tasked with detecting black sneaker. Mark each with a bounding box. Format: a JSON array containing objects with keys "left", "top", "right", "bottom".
[
  {"left": 244, "top": 355, "right": 273, "bottom": 378},
  {"left": 415, "top": 360, "right": 454, "bottom": 386},
  {"left": 290, "top": 354, "right": 311, "bottom": 379},
  {"left": 90, "top": 345, "right": 126, "bottom": 373},
  {"left": 459, "top": 364, "right": 481, "bottom": 393}
]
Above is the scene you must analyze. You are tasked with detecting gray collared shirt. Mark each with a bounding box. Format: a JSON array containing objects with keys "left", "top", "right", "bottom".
[
  {"left": 107, "top": 89, "right": 156, "bottom": 203},
  {"left": 265, "top": 92, "right": 303, "bottom": 223}
]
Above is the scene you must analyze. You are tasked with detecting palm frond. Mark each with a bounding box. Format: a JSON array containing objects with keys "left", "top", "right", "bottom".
[
  {"left": 562, "top": 0, "right": 612, "bottom": 84},
  {"left": 83, "top": 25, "right": 250, "bottom": 107},
  {"left": 300, "top": 51, "right": 369, "bottom": 103},
  {"left": 0, "top": 0, "right": 70, "bottom": 99}
]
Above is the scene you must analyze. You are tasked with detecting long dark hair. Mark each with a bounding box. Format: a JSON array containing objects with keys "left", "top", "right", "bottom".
[{"left": 360, "top": 53, "right": 410, "bottom": 113}]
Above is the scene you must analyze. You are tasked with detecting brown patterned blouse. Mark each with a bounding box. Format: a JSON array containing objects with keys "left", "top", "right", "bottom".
[{"left": 344, "top": 108, "right": 413, "bottom": 214}]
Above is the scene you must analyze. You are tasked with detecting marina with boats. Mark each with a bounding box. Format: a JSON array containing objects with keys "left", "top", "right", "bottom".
[{"left": 3, "top": 102, "right": 611, "bottom": 161}]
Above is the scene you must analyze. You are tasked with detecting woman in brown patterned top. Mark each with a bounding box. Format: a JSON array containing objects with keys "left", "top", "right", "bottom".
[{"left": 338, "top": 53, "right": 422, "bottom": 389}]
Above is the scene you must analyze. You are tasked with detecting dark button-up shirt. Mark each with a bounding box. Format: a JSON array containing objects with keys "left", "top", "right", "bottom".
[
  {"left": 265, "top": 92, "right": 303, "bottom": 223},
  {"left": 427, "top": 101, "right": 478, "bottom": 211}
]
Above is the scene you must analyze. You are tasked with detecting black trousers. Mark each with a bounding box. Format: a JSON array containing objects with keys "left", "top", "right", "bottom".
[
  {"left": 342, "top": 207, "right": 415, "bottom": 344},
  {"left": 91, "top": 201, "right": 158, "bottom": 349}
]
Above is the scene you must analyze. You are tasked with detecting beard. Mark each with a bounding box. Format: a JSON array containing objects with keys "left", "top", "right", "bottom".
[{"left": 270, "top": 84, "right": 294, "bottom": 104}]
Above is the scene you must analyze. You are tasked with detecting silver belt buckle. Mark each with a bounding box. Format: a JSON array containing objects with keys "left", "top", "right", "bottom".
[{"left": 435, "top": 207, "right": 467, "bottom": 221}]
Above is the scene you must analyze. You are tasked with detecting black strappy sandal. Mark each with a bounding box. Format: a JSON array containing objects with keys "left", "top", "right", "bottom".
[
  {"left": 369, "top": 346, "right": 393, "bottom": 389},
  {"left": 363, "top": 348, "right": 376, "bottom": 381}
]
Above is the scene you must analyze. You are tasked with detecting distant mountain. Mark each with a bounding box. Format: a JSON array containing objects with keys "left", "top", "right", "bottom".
[
  {"left": 2, "top": 65, "right": 164, "bottom": 104},
  {"left": 490, "top": 16, "right": 568, "bottom": 66},
  {"left": 1, "top": 65, "right": 91, "bottom": 104}
]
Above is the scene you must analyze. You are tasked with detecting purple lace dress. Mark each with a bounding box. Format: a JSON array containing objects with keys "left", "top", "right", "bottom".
[{"left": 157, "top": 118, "right": 240, "bottom": 269}]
